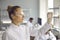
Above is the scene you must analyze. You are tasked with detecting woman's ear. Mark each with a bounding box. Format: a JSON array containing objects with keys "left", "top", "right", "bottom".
[{"left": 11, "top": 14, "right": 15, "bottom": 20}]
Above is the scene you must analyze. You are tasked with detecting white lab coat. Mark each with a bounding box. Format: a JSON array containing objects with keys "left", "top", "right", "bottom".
[
  {"left": 38, "top": 23, "right": 56, "bottom": 40},
  {"left": 2, "top": 23, "right": 30, "bottom": 40},
  {"left": 39, "top": 31, "right": 56, "bottom": 40},
  {"left": 26, "top": 21, "right": 35, "bottom": 36}
]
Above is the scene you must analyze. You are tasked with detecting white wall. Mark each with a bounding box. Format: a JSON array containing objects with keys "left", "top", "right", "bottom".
[{"left": 39, "top": 0, "right": 48, "bottom": 26}]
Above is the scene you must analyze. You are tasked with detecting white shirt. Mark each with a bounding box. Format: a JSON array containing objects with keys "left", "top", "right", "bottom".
[{"left": 2, "top": 23, "right": 30, "bottom": 40}]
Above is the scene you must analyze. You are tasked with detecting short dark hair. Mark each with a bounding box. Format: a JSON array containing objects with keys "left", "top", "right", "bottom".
[
  {"left": 7, "top": 6, "right": 21, "bottom": 20},
  {"left": 29, "top": 18, "right": 33, "bottom": 20}
]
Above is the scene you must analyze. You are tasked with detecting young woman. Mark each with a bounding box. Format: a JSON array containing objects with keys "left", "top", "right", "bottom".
[{"left": 2, "top": 5, "right": 30, "bottom": 40}]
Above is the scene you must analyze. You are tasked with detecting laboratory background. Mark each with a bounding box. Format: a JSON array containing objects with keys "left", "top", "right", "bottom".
[{"left": 0, "top": 0, "right": 60, "bottom": 40}]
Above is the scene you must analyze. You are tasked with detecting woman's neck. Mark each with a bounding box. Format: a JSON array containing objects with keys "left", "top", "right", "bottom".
[{"left": 12, "top": 21, "right": 21, "bottom": 26}]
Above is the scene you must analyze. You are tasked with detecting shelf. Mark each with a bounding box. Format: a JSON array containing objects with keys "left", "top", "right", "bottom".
[
  {"left": 53, "top": 16, "right": 59, "bottom": 18},
  {"left": 49, "top": 7, "right": 59, "bottom": 10}
]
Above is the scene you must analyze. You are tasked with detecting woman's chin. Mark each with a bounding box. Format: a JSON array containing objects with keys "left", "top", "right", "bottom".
[{"left": 19, "top": 21, "right": 23, "bottom": 23}]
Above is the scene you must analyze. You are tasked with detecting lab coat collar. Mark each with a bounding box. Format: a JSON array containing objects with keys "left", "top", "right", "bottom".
[{"left": 10, "top": 23, "right": 20, "bottom": 28}]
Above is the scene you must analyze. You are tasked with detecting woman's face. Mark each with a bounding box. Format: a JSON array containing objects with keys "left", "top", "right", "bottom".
[
  {"left": 12, "top": 8, "right": 24, "bottom": 23},
  {"left": 47, "top": 13, "right": 53, "bottom": 23}
]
